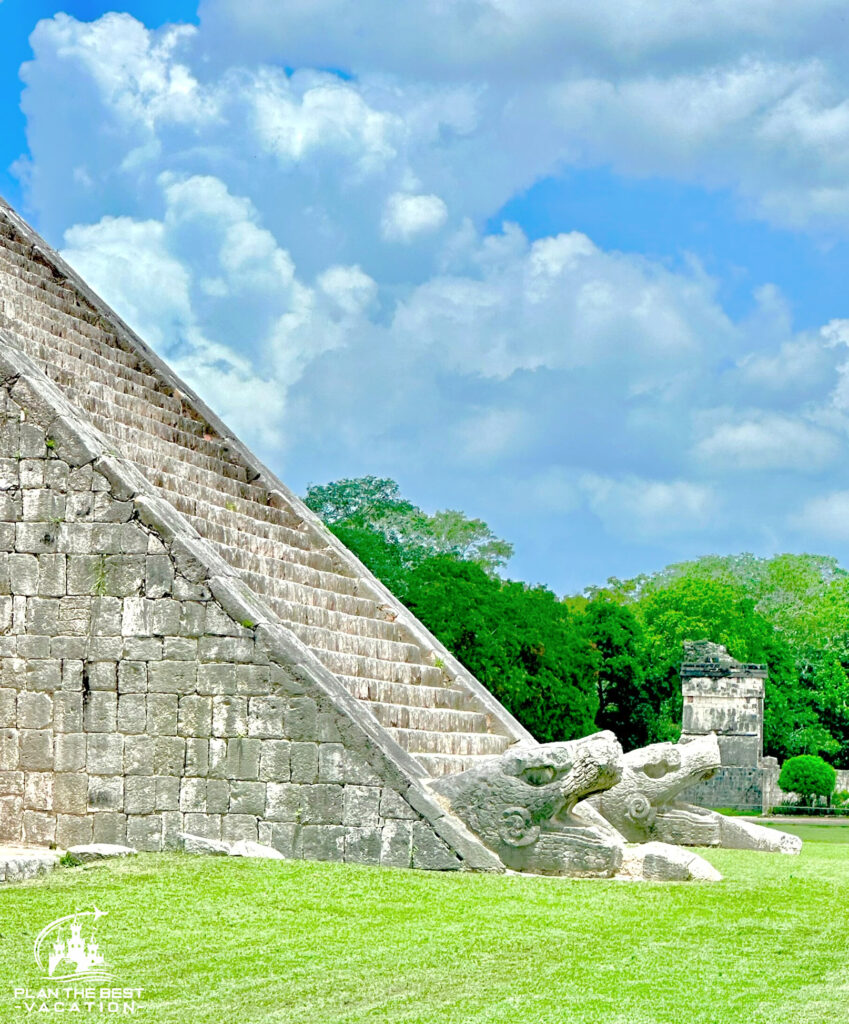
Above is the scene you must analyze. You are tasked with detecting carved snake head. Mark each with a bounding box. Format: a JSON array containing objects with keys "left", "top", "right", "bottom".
[
  {"left": 430, "top": 731, "right": 624, "bottom": 875},
  {"left": 594, "top": 733, "right": 721, "bottom": 841}
]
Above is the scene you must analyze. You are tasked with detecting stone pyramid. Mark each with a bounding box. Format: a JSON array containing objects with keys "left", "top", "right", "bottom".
[{"left": 0, "top": 196, "right": 531, "bottom": 869}]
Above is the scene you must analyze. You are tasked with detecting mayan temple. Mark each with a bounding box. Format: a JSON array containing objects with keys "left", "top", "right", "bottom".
[{"left": 0, "top": 195, "right": 532, "bottom": 870}]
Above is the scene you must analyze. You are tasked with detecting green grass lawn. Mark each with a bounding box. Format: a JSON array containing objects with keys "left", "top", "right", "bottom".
[
  {"left": 0, "top": 839, "right": 846, "bottom": 1024},
  {"left": 761, "top": 820, "right": 849, "bottom": 844}
]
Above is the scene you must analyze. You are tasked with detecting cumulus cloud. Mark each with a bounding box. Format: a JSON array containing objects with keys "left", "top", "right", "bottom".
[
  {"left": 795, "top": 491, "right": 849, "bottom": 540},
  {"left": 381, "top": 192, "right": 448, "bottom": 242},
  {"left": 580, "top": 474, "right": 716, "bottom": 540},
  {"left": 393, "top": 227, "right": 732, "bottom": 381},
  {"left": 694, "top": 414, "right": 841, "bottom": 471},
  {"left": 59, "top": 173, "right": 372, "bottom": 452},
  {"left": 191, "top": 0, "right": 849, "bottom": 231},
  {"left": 14, "top": 6, "right": 849, "bottom": 587}
]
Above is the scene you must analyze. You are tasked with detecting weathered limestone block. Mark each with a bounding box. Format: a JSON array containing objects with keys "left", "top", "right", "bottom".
[
  {"left": 229, "top": 839, "right": 286, "bottom": 859},
  {"left": 0, "top": 846, "right": 60, "bottom": 883},
  {"left": 618, "top": 842, "right": 722, "bottom": 882},
  {"left": 178, "top": 831, "right": 230, "bottom": 855},
  {"left": 67, "top": 843, "right": 136, "bottom": 862},
  {"left": 430, "top": 732, "right": 624, "bottom": 877}
]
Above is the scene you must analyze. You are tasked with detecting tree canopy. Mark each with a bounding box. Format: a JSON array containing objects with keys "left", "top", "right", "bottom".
[
  {"left": 778, "top": 755, "right": 837, "bottom": 805},
  {"left": 304, "top": 478, "right": 849, "bottom": 766}
]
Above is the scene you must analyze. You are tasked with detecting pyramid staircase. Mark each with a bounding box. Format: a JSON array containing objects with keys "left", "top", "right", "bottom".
[{"left": 0, "top": 197, "right": 531, "bottom": 779}]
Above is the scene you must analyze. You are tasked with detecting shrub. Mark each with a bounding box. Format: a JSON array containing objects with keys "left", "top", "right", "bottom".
[
  {"left": 833, "top": 790, "right": 849, "bottom": 808},
  {"left": 778, "top": 754, "right": 837, "bottom": 806}
]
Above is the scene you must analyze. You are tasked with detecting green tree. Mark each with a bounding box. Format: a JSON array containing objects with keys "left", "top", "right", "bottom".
[
  {"left": 304, "top": 476, "right": 513, "bottom": 574},
  {"left": 304, "top": 476, "right": 415, "bottom": 525},
  {"left": 631, "top": 574, "right": 808, "bottom": 752},
  {"left": 404, "top": 557, "right": 598, "bottom": 742},
  {"left": 599, "top": 554, "right": 849, "bottom": 762},
  {"left": 580, "top": 598, "right": 647, "bottom": 750},
  {"left": 778, "top": 754, "right": 837, "bottom": 806}
]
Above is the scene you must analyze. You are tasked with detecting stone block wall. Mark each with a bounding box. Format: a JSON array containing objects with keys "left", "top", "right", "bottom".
[
  {"left": 0, "top": 347, "right": 498, "bottom": 871},
  {"left": 681, "top": 767, "right": 766, "bottom": 812},
  {"left": 681, "top": 675, "right": 765, "bottom": 767},
  {"left": 679, "top": 644, "right": 768, "bottom": 811}
]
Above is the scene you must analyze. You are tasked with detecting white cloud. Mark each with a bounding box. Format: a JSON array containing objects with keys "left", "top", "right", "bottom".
[
  {"left": 251, "top": 68, "right": 401, "bottom": 173},
  {"left": 62, "top": 216, "right": 191, "bottom": 352},
  {"left": 737, "top": 337, "right": 838, "bottom": 394},
  {"left": 15, "top": 6, "right": 849, "bottom": 586},
  {"left": 58, "top": 174, "right": 331, "bottom": 451},
  {"left": 197, "top": 1, "right": 849, "bottom": 80},
  {"left": 317, "top": 265, "right": 378, "bottom": 316},
  {"left": 381, "top": 192, "right": 448, "bottom": 242},
  {"left": 796, "top": 491, "right": 849, "bottom": 540},
  {"left": 192, "top": 1, "right": 849, "bottom": 231},
  {"left": 393, "top": 226, "right": 732, "bottom": 381},
  {"left": 29, "top": 12, "right": 212, "bottom": 131},
  {"left": 694, "top": 414, "right": 841, "bottom": 471},
  {"left": 580, "top": 474, "right": 717, "bottom": 539}
]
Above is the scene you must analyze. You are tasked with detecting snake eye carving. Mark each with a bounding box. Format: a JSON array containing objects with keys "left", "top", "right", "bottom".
[
  {"left": 626, "top": 794, "right": 653, "bottom": 823},
  {"left": 520, "top": 765, "right": 557, "bottom": 786},
  {"left": 498, "top": 807, "right": 541, "bottom": 847}
]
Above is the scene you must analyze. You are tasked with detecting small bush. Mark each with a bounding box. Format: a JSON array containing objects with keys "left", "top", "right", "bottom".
[
  {"left": 833, "top": 790, "right": 849, "bottom": 808},
  {"left": 778, "top": 755, "right": 837, "bottom": 806},
  {"left": 59, "top": 852, "right": 83, "bottom": 868}
]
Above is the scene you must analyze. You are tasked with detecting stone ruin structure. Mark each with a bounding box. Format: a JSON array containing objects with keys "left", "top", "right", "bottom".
[
  {"left": 0, "top": 197, "right": 799, "bottom": 882},
  {"left": 679, "top": 640, "right": 776, "bottom": 812}
]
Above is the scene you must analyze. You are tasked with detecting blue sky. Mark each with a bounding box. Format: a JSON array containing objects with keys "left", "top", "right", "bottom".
[{"left": 3, "top": 1, "right": 849, "bottom": 594}]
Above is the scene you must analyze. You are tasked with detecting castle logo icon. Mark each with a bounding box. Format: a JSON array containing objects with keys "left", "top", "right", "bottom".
[{"left": 34, "top": 907, "right": 114, "bottom": 984}]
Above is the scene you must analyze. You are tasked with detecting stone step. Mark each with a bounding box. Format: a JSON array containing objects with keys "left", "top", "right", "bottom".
[
  {"left": 47, "top": 350, "right": 185, "bottom": 420},
  {"left": 97, "top": 428, "right": 246, "bottom": 486},
  {"left": 275, "top": 602, "right": 410, "bottom": 644},
  {"left": 242, "top": 572, "right": 385, "bottom": 620},
  {"left": 0, "top": 257, "right": 160, "bottom": 380},
  {"left": 209, "top": 541, "right": 366, "bottom": 600},
  {"left": 80, "top": 378, "right": 215, "bottom": 441},
  {"left": 82, "top": 387, "right": 227, "bottom": 452},
  {"left": 387, "top": 728, "right": 512, "bottom": 756},
  {"left": 414, "top": 753, "right": 501, "bottom": 777},
  {"left": 312, "top": 648, "right": 448, "bottom": 686},
  {"left": 335, "top": 675, "right": 471, "bottom": 711},
  {"left": 179, "top": 499, "right": 316, "bottom": 554},
  {"left": 0, "top": 289, "right": 165, "bottom": 396},
  {"left": 181, "top": 491, "right": 318, "bottom": 544},
  {"left": 287, "top": 619, "right": 422, "bottom": 663},
  {"left": 367, "top": 701, "right": 491, "bottom": 734},
  {"left": 168, "top": 480, "right": 312, "bottom": 534},
  {"left": 88, "top": 411, "right": 250, "bottom": 482},
  {"left": 185, "top": 514, "right": 343, "bottom": 577}
]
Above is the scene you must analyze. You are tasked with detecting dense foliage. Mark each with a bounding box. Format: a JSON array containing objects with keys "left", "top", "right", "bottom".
[
  {"left": 599, "top": 554, "right": 849, "bottom": 764},
  {"left": 305, "top": 478, "right": 596, "bottom": 742},
  {"left": 778, "top": 755, "right": 837, "bottom": 805},
  {"left": 305, "top": 479, "right": 849, "bottom": 765}
]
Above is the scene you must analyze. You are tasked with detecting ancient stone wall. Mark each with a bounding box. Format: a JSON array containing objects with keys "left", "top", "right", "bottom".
[
  {"left": 0, "top": 199, "right": 527, "bottom": 779},
  {"left": 679, "top": 642, "right": 768, "bottom": 811},
  {"left": 0, "top": 344, "right": 498, "bottom": 870}
]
